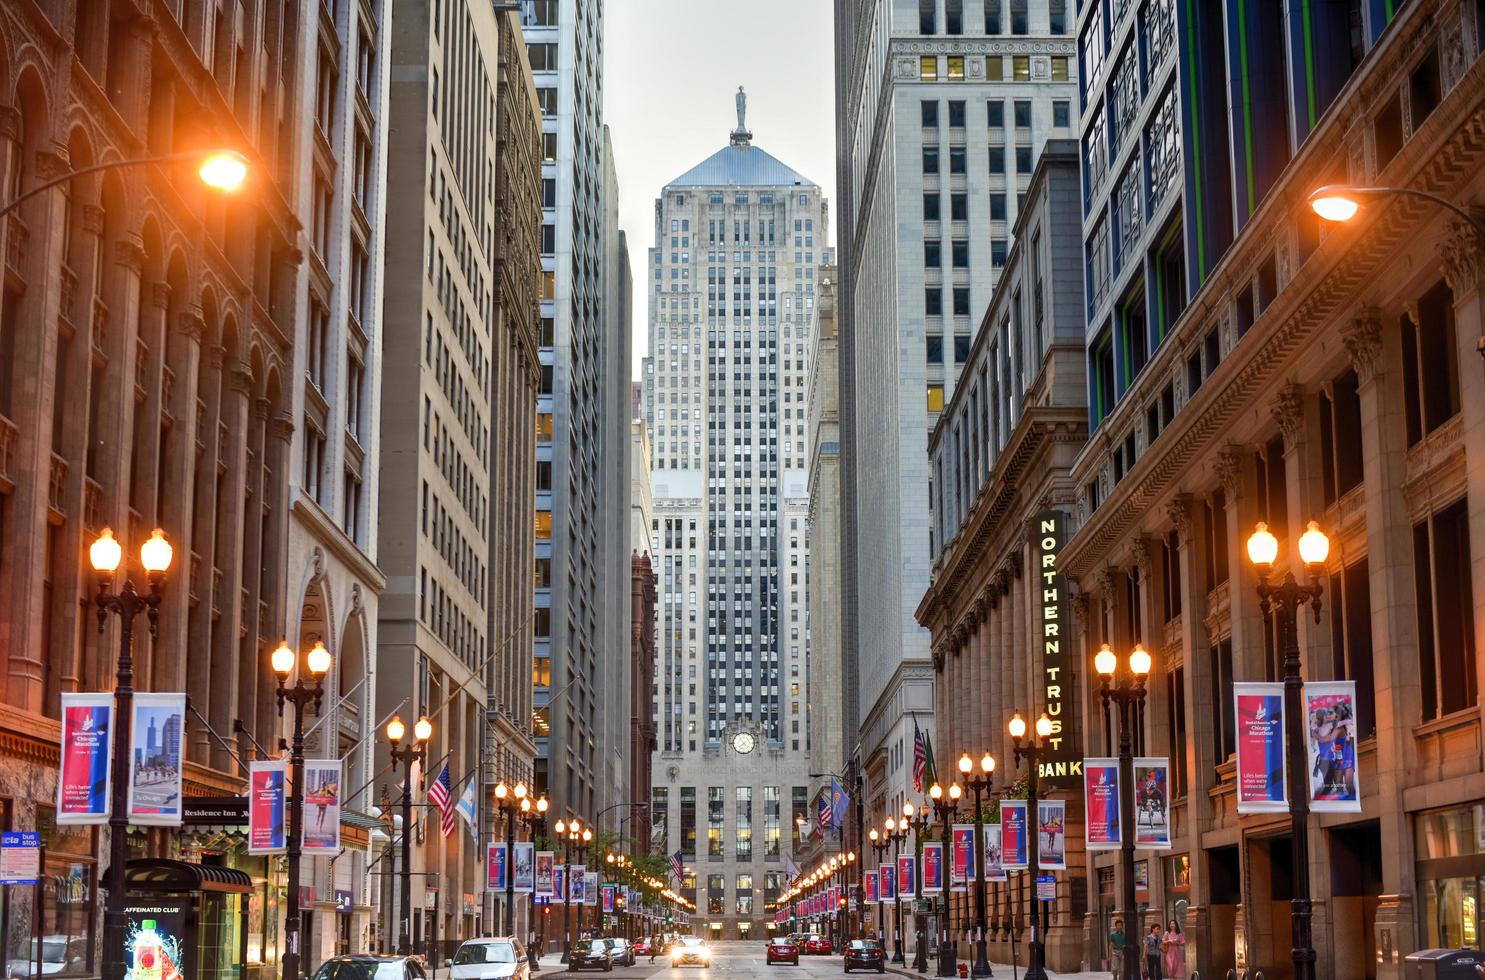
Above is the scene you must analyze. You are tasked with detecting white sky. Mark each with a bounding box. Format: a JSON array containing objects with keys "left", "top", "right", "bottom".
[{"left": 603, "top": 0, "right": 838, "bottom": 380}]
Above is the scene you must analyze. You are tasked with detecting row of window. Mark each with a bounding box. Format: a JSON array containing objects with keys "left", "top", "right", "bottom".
[{"left": 918, "top": 0, "right": 1069, "bottom": 36}]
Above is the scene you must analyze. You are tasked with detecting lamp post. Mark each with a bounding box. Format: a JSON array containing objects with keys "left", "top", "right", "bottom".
[
  {"left": 271, "top": 640, "right": 333, "bottom": 980},
  {"left": 1094, "top": 643, "right": 1152, "bottom": 980},
  {"left": 554, "top": 818, "right": 592, "bottom": 962},
  {"left": 0, "top": 148, "right": 249, "bottom": 220},
  {"left": 386, "top": 714, "right": 432, "bottom": 954},
  {"left": 868, "top": 828, "right": 888, "bottom": 943},
  {"left": 518, "top": 795, "right": 548, "bottom": 965},
  {"left": 1246, "top": 519, "right": 1330, "bottom": 980},
  {"left": 885, "top": 816, "right": 908, "bottom": 963},
  {"left": 928, "top": 783, "right": 962, "bottom": 977},
  {"left": 493, "top": 781, "right": 531, "bottom": 935},
  {"left": 1008, "top": 711, "right": 1055, "bottom": 980},
  {"left": 958, "top": 752, "right": 996, "bottom": 977},
  {"left": 90, "top": 527, "right": 173, "bottom": 980},
  {"left": 905, "top": 801, "right": 932, "bottom": 974}
]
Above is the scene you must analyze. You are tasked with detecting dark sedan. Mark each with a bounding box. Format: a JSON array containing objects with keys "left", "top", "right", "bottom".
[
  {"left": 569, "top": 939, "right": 613, "bottom": 972},
  {"left": 842, "top": 940, "right": 885, "bottom": 973}
]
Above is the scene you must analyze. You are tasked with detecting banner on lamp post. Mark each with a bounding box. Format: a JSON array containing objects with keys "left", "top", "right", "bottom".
[
  {"left": 1083, "top": 758, "right": 1121, "bottom": 851},
  {"left": 584, "top": 871, "right": 599, "bottom": 906},
  {"left": 921, "top": 842, "right": 943, "bottom": 895},
  {"left": 864, "top": 870, "right": 877, "bottom": 904},
  {"left": 895, "top": 855, "right": 916, "bottom": 899},
  {"left": 126, "top": 693, "right": 186, "bottom": 826},
  {"left": 999, "top": 801, "right": 1028, "bottom": 870},
  {"left": 513, "top": 842, "right": 534, "bottom": 893},
  {"left": 878, "top": 864, "right": 895, "bottom": 901},
  {"left": 535, "top": 852, "right": 555, "bottom": 897},
  {"left": 300, "top": 759, "right": 342, "bottom": 853},
  {"left": 487, "top": 843, "right": 508, "bottom": 891},
  {"left": 950, "top": 824, "right": 976, "bottom": 886},
  {"left": 983, "top": 823, "right": 1007, "bottom": 882},
  {"left": 1303, "top": 681, "right": 1362, "bottom": 812},
  {"left": 1235, "top": 682, "right": 1288, "bottom": 813},
  {"left": 57, "top": 693, "right": 113, "bottom": 825},
  {"left": 1133, "top": 757, "right": 1172, "bottom": 848},
  {"left": 247, "top": 760, "right": 288, "bottom": 854}
]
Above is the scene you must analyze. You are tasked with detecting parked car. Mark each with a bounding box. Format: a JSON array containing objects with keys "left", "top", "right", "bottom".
[
  {"left": 633, "top": 938, "right": 653, "bottom": 956},
  {"left": 842, "top": 940, "right": 885, "bottom": 974},
  {"left": 804, "top": 935, "right": 833, "bottom": 955},
  {"left": 669, "top": 936, "right": 710, "bottom": 968},
  {"left": 309, "top": 956, "right": 428, "bottom": 980},
  {"left": 449, "top": 938, "right": 530, "bottom": 980},
  {"left": 766, "top": 937, "right": 800, "bottom": 965},
  {"left": 605, "top": 938, "right": 636, "bottom": 967},
  {"left": 569, "top": 939, "right": 613, "bottom": 972}
]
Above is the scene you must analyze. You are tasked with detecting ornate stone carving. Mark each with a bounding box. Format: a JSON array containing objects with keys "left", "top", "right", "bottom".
[
  {"left": 206, "top": 345, "right": 227, "bottom": 369},
  {"left": 1069, "top": 590, "right": 1090, "bottom": 630},
  {"left": 270, "top": 414, "right": 295, "bottom": 443},
  {"left": 1127, "top": 536, "right": 1151, "bottom": 578},
  {"left": 1342, "top": 310, "right": 1383, "bottom": 385},
  {"left": 80, "top": 204, "right": 106, "bottom": 234},
  {"left": 1437, "top": 218, "right": 1485, "bottom": 294},
  {"left": 150, "top": 282, "right": 172, "bottom": 310},
  {"left": 226, "top": 361, "right": 254, "bottom": 393},
  {"left": 113, "top": 239, "right": 146, "bottom": 273},
  {"left": 312, "top": 546, "right": 326, "bottom": 580},
  {"left": 1095, "top": 566, "right": 1117, "bottom": 604},
  {"left": 1271, "top": 383, "right": 1305, "bottom": 444},
  {"left": 34, "top": 150, "right": 71, "bottom": 181},
  {"left": 0, "top": 105, "right": 20, "bottom": 142},
  {"left": 1214, "top": 444, "right": 1245, "bottom": 500},
  {"left": 178, "top": 311, "right": 206, "bottom": 343},
  {"left": 1166, "top": 496, "right": 1192, "bottom": 539},
  {"left": 1442, "top": 9, "right": 1470, "bottom": 91},
  {"left": 254, "top": 396, "right": 272, "bottom": 422}
]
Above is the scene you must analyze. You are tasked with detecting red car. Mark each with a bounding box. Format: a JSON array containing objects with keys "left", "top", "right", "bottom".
[
  {"left": 634, "top": 940, "right": 653, "bottom": 956},
  {"left": 766, "top": 939, "right": 800, "bottom": 965},
  {"left": 804, "top": 935, "right": 833, "bottom": 955}
]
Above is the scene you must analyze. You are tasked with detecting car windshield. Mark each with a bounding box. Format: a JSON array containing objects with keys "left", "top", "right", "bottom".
[
  {"left": 850, "top": 941, "right": 880, "bottom": 950},
  {"left": 574, "top": 941, "right": 600, "bottom": 953},
  {"left": 679, "top": 937, "right": 704, "bottom": 947},
  {"left": 316, "top": 961, "right": 408, "bottom": 980},
  {"left": 454, "top": 943, "right": 516, "bottom": 965}
]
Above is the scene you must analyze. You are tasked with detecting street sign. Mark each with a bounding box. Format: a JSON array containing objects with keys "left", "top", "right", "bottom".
[
  {"left": 0, "top": 832, "right": 40, "bottom": 885},
  {"left": 1035, "top": 874, "right": 1055, "bottom": 901}
]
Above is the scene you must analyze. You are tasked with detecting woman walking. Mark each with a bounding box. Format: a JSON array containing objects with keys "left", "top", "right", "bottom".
[{"left": 1161, "top": 920, "right": 1186, "bottom": 979}]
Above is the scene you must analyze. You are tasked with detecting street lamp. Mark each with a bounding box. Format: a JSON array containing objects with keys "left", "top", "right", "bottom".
[
  {"left": 884, "top": 815, "right": 909, "bottom": 963},
  {"left": 0, "top": 148, "right": 249, "bottom": 220},
  {"left": 868, "top": 828, "right": 888, "bottom": 943},
  {"left": 1246, "top": 519, "right": 1330, "bottom": 980},
  {"left": 493, "top": 781, "right": 530, "bottom": 936},
  {"left": 1008, "top": 710, "right": 1055, "bottom": 980},
  {"left": 90, "top": 527, "right": 172, "bottom": 980},
  {"left": 928, "top": 782, "right": 962, "bottom": 977},
  {"left": 554, "top": 818, "right": 592, "bottom": 963},
  {"left": 958, "top": 751, "right": 996, "bottom": 977},
  {"left": 904, "top": 801, "right": 932, "bottom": 974},
  {"left": 271, "top": 640, "right": 332, "bottom": 980},
  {"left": 386, "top": 714, "right": 432, "bottom": 954},
  {"left": 1094, "top": 643, "right": 1152, "bottom": 980}
]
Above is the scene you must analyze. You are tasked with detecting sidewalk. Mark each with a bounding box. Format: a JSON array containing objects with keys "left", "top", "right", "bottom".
[{"left": 886, "top": 961, "right": 1114, "bottom": 980}]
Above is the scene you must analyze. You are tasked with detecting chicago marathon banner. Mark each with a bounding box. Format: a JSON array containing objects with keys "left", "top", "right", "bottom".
[
  {"left": 247, "top": 760, "right": 288, "bottom": 854},
  {"left": 554, "top": 867, "right": 566, "bottom": 902},
  {"left": 1037, "top": 800, "right": 1067, "bottom": 870},
  {"left": 535, "top": 851, "right": 556, "bottom": 897},
  {"left": 921, "top": 841, "right": 943, "bottom": 895},
  {"left": 57, "top": 693, "right": 113, "bottom": 825},
  {"left": 1235, "top": 682, "right": 1288, "bottom": 813},
  {"left": 878, "top": 863, "right": 895, "bottom": 901},
  {"left": 487, "top": 842, "right": 508, "bottom": 891},
  {"left": 584, "top": 870, "right": 600, "bottom": 906},
  {"left": 950, "top": 824, "right": 976, "bottom": 887},
  {"left": 1083, "top": 758, "right": 1121, "bottom": 851},
  {"left": 602, "top": 884, "right": 616, "bottom": 913},
  {"left": 896, "top": 854, "right": 916, "bottom": 898},
  {"left": 1304, "top": 681, "right": 1362, "bottom": 812},
  {"left": 301, "top": 759, "right": 342, "bottom": 853},
  {"left": 999, "top": 801, "right": 1028, "bottom": 869},
  {"left": 983, "top": 823, "right": 1007, "bottom": 881},
  {"left": 514, "top": 842, "right": 535, "bottom": 893},
  {"left": 1133, "top": 757, "right": 1172, "bottom": 848},
  {"left": 126, "top": 693, "right": 186, "bottom": 826},
  {"left": 864, "top": 870, "right": 877, "bottom": 904}
]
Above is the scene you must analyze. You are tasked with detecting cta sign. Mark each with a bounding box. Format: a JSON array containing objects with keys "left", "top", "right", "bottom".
[{"left": 1033, "top": 511, "right": 1080, "bottom": 787}]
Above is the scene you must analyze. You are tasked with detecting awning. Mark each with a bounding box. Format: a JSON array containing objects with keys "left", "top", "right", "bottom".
[{"left": 126, "top": 859, "right": 254, "bottom": 895}]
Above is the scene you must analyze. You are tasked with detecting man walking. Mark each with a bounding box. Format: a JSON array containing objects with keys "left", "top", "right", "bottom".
[{"left": 1108, "top": 918, "right": 1125, "bottom": 978}]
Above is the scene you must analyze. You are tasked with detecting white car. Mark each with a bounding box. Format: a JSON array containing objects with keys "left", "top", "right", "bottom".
[
  {"left": 450, "top": 939, "right": 530, "bottom": 980},
  {"left": 670, "top": 936, "right": 710, "bottom": 968}
]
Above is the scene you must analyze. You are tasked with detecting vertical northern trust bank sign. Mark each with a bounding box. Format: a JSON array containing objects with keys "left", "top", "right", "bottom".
[{"left": 1033, "top": 511, "right": 1080, "bottom": 786}]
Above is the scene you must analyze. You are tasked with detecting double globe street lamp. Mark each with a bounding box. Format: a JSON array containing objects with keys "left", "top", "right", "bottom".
[
  {"left": 386, "top": 714, "right": 433, "bottom": 954},
  {"left": 927, "top": 781, "right": 962, "bottom": 978},
  {"left": 270, "top": 639, "right": 333, "bottom": 980},
  {"left": 1007, "top": 711, "right": 1054, "bottom": 980},
  {"left": 867, "top": 827, "right": 889, "bottom": 944},
  {"left": 89, "top": 527, "right": 172, "bottom": 980},
  {"left": 553, "top": 817, "right": 592, "bottom": 963},
  {"left": 1093, "top": 642, "right": 1151, "bottom": 980},
  {"left": 958, "top": 751, "right": 996, "bottom": 978},
  {"left": 494, "top": 781, "right": 548, "bottom": 937},
  {"left": 883, "top": 813, "right": 910, "bottom": 963}
]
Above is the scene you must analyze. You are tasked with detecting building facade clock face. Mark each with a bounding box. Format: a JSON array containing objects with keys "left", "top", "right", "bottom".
[{"left": 732, "top": 731, "right": 756, "bottom": 755}]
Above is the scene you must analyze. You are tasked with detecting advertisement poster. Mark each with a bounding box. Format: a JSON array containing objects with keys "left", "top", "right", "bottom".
[
  {"left": 864, "top": 870, "right": 877, "bottom": 904},
  {"left": 1083, "top": 758, "right": 1121, "bottom": 850},
  {"left": 554, "top": 867, "right": 566, "bottom": 902},
  {"left": 57, "top": 693, "right": 113, "bottom": 825},
  {"left": 569, "top": 865, "right": 585, "bottom": 904},
  {"left": 602, "top": 884, "right": 616, "bottom": 913},
  {"left": 1133, "top": 757, "right": 1172, "bottom": 848},
  {"left": 879, "top": 864, "right": 895, "bottom": 901},
  {"left": 921, "top": 841, "right": 943, "bottom": 894},
  {"left": 1037, "top": 800, "right": 1067, "bottom": 870},
  {"left": 301, "top": 759, "right": 342, "bottom": 854},
  {"left": 896, "top": 855, "right": 916, "bottom": 899},
  {"left": 513, "top": 842, "right": 535, "bottom": 893},
  {"left": 126, "top": 693, "right": 186, "bottom": 826},
  {"left": 584, "top": 871, "right": 599, "bottom": 906},
  {"left": 999, "top": 801, "right": 1028, "bottom": 869},
  {"left": 0, "top": 832, "right": 40, "bottom": 885},
  {"left": 1235, "top": 682, "right": 1288, "bottom": 812},
  {"left": 535, "top": 851, "right": 556, "bottom": 897},
  {"left": 125, "top": 898, "right": 190, "bottom": 980},
  {"left": 950, "top": 825, "right": 976, "bottom": 887},
  {"left": 1304, "top": 681, "right": 1362, "bottom": 812},
  {"left": 247, "top": 760, "right": 287, "bottom": 854},
  {"left": 487, "top": 843, "right": 508, "bottom": 891},
  {"left": 983, "top": 823, "right": 1007, "bottom": 882}
]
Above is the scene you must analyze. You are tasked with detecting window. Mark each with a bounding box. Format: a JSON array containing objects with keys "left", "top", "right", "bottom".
[
  {"left": 1013, "top": 55, "right": 1030, "bottom": 80},
  {"left": 921, "top": 100, "right": 939, "bottom": 128},
  {"left": 988, "top": 101, "right": 1005, "bottom": 127},
  {"left": 707, "top": 787, "right": 724, "bottom": 856},
  {"left": 1318, "top": 369, "right": 1363, "bottom": 507},
  {"left": 1010, "top": 0, "right": 1028, "bottom": 33},
  {"left": 1053, "top": 100, "right": 1070, "bottom": 127},
  {"left": 924, "top": 240, "right": 942, "bottom": 268},
  {"left": 1329, "top": 558, "right": 1376, "bottom": 739},
  {"left": 947, "top": 56, "right": 966, "bottom": 80},
  {"left": 925, "top": 288, "right": 943, "bottom": 316},
  {"left": 949, "top": 146, "right": 967, "bottom": 173},
  {"left": 951, "top": 193, "right": 968, "bottom": 221},
  {"left": 920, "top": 56, "right": 938, "bottom": 80},
  {"left": 1050, "top": 0, "right": 1067, "bottom": 33},
  {"left": 1166, "top": 667, "right": 1187, "bottom": 797},
  {"left": 953, "top": 288, "right": 970, "bottom": 316},
  {"left": 1414, "top": 498, "right": 1477, "bottom": 721},
  {"left": 736, "top": 875, "right": 754, "bottom": 916},
  {"left": 985, "top": 0, "right": 1001, "bottom": 32},
  {"left": 926, "top": 335, "right": 944, "bottom": 364},
  {"left": 1118, "top": 291, "right": 1148, "bottom": 388},
  {"left": 986, "top": 56, "right": 1003, "bottom": 81},
  {"left": 990, "top": 193, "right": 1007, "bottom": 221},
  {"left": 952, "top": 240, "right": 969, "bottom": 267},
  {"left": 735, "top": 787, "right": 753, "bottom": 861},
  {"left": 21, "top": 808, "right": 96, "bottom": 980},
  {"left": 1016, "top": 146, "right": 1033, "bottom": 171},
  {"left": 1160, "top": 531, "right": 1181, "bottom": 622},
  {"left": 922, "top": 146, "right": 940, "bottom": 174},
  {"left": 1211, "top": 638, "right": 1236, "bottom": 762},
  {"left": 946, "top": 0, "right": 963, "bottom": 33},
  {"left": 791, "top": 787, "right": 808, "bottom": 848},
  {"left": 1400, "top": 281, "right": 1461, "bottom": 446},
  {"left": 927, "top": 385, "right": 945, "bottom": 412},
  {"left": 764, "top": 787, "right": 781, "bottom": 857},
  {"left": 1014, "top": 101, "right": 1032, "bottom": 128},
  {"left": 1051, "top": 56, "right": 1069, "bottom": 81},
  {"left": 954, "top": 335, "right": 970, "bottom": 363},
  {"left": 991, "top": 239, "right": 1008, "bottom": 267},
  {"left": 919, "top": 0, "right": 936, "bottom": 33},
  {"left": 924, "top": 192, "right": 942, "bottom": 221},
  {"left": 708, "top": 875, "right": 725, "bottom": 915},
  {"left": 989, "top": 147, "right": 1006, "bottom": 175},
  {"left": 947, "top": 100, "right": 966, "bottom": 127},
  {"left": 1202, "top": 491, "right": 1229, "bottom": 592}
]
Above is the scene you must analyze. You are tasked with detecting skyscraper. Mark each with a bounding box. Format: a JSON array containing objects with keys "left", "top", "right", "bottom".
[
  {"left": 521, "top": 0, "right": 632, "bottom": 827},
  {"left": 644, "top": 94, "right": 827, "bottom": 938},
  {"left": 833, "top": 0, "right": 1078, "bottom": 816}
]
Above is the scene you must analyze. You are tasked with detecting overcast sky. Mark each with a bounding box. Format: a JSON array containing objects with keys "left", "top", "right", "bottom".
[{"left": 604, "top": 0, "right": 838, "bottom": 379}]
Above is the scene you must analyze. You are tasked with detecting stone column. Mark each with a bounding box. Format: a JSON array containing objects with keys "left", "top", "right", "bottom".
[{"left": 154, "top": 306, "right": 204, "bottom": 696}]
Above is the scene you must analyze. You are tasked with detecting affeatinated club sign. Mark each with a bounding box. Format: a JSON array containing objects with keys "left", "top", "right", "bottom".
[{"left": 1032, "top": 511, "right": 1081, "bottom": 787}]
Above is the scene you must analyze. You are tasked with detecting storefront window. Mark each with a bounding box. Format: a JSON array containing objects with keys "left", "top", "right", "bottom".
[
  {"left": 1164, "top": 854, "right": 1191, "bottom": 928},
  {"left": 4, "top": 807, "right": 98, "bottom": 979},
  {"left": 1415, "top": 804, "right": 1485, "bottom": 950}
]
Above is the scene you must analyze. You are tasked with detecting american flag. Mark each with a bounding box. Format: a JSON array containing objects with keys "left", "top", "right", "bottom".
[
  {"left": 428, "top": 762, "right": 456, "bottom": 837},
  {"left": 816, "top": 791, "right": 831, "bottom": 837},
  {"left": 912, "top": 718, "right": 930, "bottom": 793},
  {"left": 670, "top": 849, "right": 685, "bottom": 884}
]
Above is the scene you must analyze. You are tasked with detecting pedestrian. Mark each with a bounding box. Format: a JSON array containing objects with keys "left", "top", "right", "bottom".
[
  {"left": 1143, "top": 924, "right": 1162, "bottom": 980},
  {"left": 1108, "top": 918, "right": 1124, "bottom": 978},
  {"left": 1161, "top": 920, "right": 1185, "bottom": 979}
]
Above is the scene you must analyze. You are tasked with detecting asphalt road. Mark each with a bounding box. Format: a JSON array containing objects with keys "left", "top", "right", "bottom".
[{"left": 537, "top": 940, "right": 854, "bottom": 980}]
